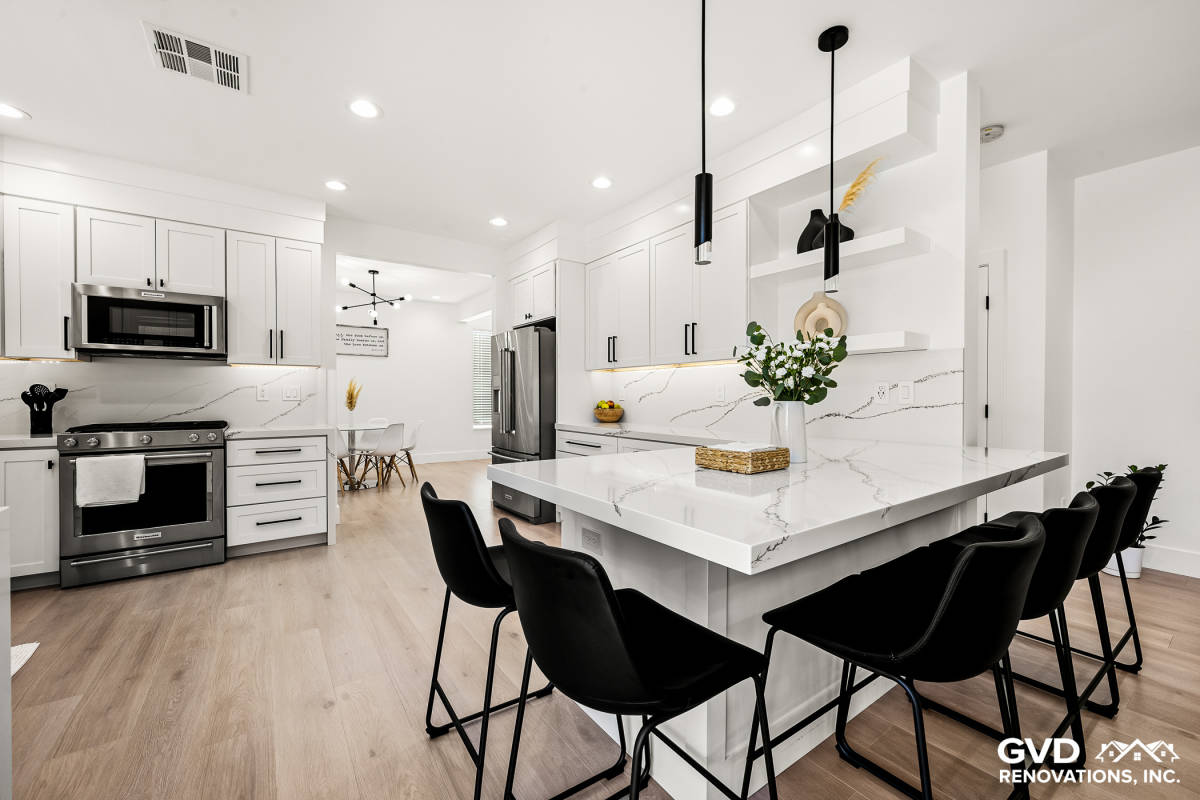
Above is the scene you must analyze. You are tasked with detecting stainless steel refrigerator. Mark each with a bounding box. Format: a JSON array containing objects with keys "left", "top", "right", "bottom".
[{"left": 490, "top": 326, "right": 556, "bottom": 523}]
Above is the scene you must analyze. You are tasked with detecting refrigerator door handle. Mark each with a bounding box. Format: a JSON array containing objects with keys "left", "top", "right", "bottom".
[{"left": 502, "top": 348, "right": 516, "bottom": 434}]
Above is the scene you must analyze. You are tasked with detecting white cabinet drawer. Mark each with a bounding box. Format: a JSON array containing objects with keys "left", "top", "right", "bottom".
[
  {"left": 227, "top": 496, "right": 327, "bottom": 546},
  {"left": 555, "top": 431, "right": 617, "bottom": 456},
  {"left": 227, "top": 461, "right": 326, "bottom": 506},
  {"left": 226, "top": 436, "right": 326, "bottom": 466}
]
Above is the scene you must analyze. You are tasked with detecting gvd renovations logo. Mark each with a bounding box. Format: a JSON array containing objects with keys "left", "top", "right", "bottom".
[{"left": 998, "top": 736, "right": 1182, "bottom": 787}]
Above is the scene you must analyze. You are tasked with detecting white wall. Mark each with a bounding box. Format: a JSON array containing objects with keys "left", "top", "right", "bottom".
[
  {"left": 334, "top": 296, "right": 491, "bottom": 463},
  {"left": 1073, "top": 145, "right": 1200, "bottom": 576}
]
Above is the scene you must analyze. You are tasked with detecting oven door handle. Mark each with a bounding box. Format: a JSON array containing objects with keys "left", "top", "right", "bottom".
[
  {"left": 67, "top": 541, "right": 214, "bottom": 567},
  {"left": 144, "top": 451, "right": 214, "bottom": 461}
]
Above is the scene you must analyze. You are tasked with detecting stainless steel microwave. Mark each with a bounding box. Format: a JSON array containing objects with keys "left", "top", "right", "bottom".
[{"left": 71, "top": 284, "right": 226, "bottom": 360}]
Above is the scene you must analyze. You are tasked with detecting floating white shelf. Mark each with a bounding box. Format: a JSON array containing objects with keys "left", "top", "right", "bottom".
[
  {"left": 749, "top": 227, "right": 931, "bottom": 281},
  {"left": 845, "top": 331, "right": 929, "bottom": 355}
]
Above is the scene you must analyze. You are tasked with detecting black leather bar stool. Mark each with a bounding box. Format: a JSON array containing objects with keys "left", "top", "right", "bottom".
[
  {"left": 998, "top": 477, "right": 1136, "bottom": 718},
  {"left": 753, "top": 518, "right": 1045, "bottom": 800},
  {"left": 420, "top": 483, "right": 553, "bottom": 800},
  {"left": 1100, "top": 468, "right": 1162, "bottom": 673},
  {"left": 922, "top": 492, "right": 1098, "bottom": 765},
  {"left": 498, "top": 518, "right": 779, "bottom": 800}
]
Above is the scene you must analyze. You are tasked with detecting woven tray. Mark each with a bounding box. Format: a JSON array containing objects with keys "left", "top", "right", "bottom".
[{"left": 695, "top": 446, "right": 790, "bottom": 474}]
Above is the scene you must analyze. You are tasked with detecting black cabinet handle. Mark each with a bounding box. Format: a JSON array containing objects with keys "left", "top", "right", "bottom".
[
  {"left": 255, "top": 479, "right": 303, "bottom": 487},
  {"left": 684, "top": 323, "right": 689, "bottom": 355},
  {"left": 279, "top": 330, "right": 284, "bottom": 360},
  {"left": 47, "top": 459, "right": 54, "bottom": 470},
  {"left": 268, "top": 329, "right": 273, "bottom": 359},
  {"left": 612, "top": 335, "right": 617, "bottom": 362},
  {"left": 256, "top": 516, "right": 303, "bottom": 526},
  {"left": 146, "top": 277, "right": 152, "bottom": 287},
  {"left": 159, "top": 277, "right": 165, "bottom": 288},
  {"left": 63, "top": 316, "right": 70, "bottom": 351},
  {"left": 690, "top": 322, "right": 697, "bottom": 355}
]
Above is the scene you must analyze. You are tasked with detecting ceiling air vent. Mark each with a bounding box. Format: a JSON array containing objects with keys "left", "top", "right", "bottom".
[{"left": 142, "top": 22, "right": 249, "bottom": 94}]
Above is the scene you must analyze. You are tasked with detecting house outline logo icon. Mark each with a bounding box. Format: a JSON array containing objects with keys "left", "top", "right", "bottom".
[{"left": 1095, "top": 739, "right": 1180, "bottom": 764}]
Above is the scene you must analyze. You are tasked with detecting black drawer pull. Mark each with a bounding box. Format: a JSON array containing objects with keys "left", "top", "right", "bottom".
[
  {"left": 565, "top": 440, "right": 602, "bottom": 449},
  {"left": 256, "top": 516, "right": 303, "bottom": 526},
  {"left": 254, "top": 447, "right": 303, "bottom": 454},
  {"left": 255, "top": 479, "right": 303, "bottom": 487}
]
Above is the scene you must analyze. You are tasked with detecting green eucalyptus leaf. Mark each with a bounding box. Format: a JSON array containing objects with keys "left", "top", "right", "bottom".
[{"left": 753, "top": 396, "right": 771, "bottom": 407}]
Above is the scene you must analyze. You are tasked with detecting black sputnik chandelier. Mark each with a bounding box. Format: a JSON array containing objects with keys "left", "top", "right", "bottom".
[{"left": 339, "top": 269, "right": 412, "bottom": 325}]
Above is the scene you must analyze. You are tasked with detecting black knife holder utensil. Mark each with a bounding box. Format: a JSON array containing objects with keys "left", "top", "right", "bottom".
[{"left": 20, "top": 384, "right": 68, "bottom": 436}]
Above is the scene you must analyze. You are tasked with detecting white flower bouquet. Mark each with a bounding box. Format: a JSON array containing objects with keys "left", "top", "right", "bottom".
[{"left": 735, "top": 321, "right": 848, "bottom": 406}]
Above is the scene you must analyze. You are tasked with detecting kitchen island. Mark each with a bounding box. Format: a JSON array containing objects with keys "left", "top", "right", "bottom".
[{"left": 487, "top": 438, "right": 1067, "bottom": 799}]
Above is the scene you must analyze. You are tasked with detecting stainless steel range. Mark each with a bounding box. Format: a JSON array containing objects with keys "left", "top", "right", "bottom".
[{"left": 57, "top": 420, "right": 227, "bottom": 587}]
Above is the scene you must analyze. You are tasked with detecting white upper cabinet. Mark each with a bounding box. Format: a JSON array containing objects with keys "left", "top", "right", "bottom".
[
  {"left": 585, "top": 243, "right": 650, "bottom": 369},
  {"left": 155, "top": 219, "right": 225, "bottom": 295},
  {"left": 76, "top": 207, "right": 156, "bottom": 289},
  {"left": 226, "top": 230, "right": 277, "bottom": 364},
  {"left": 2, "top": 448, "right": 59, "bottom": 578},
  {"left": 3, "top": 197, "right": 76, "bottom": 359},
  {"left": 649, "top": 202, "right": 748, "bottom": 365},
  {"left": 275, "top": 238, "right": 322, "bottom": 366},
  {"left": 510, "top": 261, "right": 556, "bottom": 326}
]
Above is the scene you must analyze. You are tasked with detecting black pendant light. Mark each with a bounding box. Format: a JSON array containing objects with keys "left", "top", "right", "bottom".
[
  {"left": 819, "top": 25, "right": 849, "bottom": 293},
  {"left": 694, "top": 0, "right": 713, "bottom": 265},
  {"left": 339, "top": 269, "right": 412, "bottom": 325}
]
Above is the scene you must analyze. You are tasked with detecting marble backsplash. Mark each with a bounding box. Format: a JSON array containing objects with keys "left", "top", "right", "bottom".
[
  {"left": 587, "top": 348, "right": 964, "bottom": 446},
  {"left": 0, "top": 360, "right": 324, "bottom": 434}
]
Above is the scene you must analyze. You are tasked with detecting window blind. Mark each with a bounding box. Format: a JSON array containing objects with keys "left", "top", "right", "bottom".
[{"left": 471, "top": 329, "right": 492, "bottom": 427}]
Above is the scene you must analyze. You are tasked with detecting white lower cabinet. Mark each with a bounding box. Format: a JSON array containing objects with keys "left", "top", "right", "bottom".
[
  {"left": 1, "top": 449, "right": 59, "bottom": 578},
  {"left": 226, "top": 436, "right": 328, "bottom": 548}
]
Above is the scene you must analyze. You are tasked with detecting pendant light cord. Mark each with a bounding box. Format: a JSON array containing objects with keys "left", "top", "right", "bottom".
[
  {"left": 701, "top": 0, "right": 706, "bottom": 175},
  {"left": 829, "top": 45, "right": 835, "bottom": 214}
]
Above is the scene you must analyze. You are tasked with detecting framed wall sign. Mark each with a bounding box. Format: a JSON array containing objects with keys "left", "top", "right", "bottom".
[{"left": 335, "top": 324, "right": 389, "bottom": 357}]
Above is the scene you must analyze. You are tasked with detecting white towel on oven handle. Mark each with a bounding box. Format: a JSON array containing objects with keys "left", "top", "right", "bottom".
[{"left": 75, "top": 454, "right": 146, "bottom": 507}]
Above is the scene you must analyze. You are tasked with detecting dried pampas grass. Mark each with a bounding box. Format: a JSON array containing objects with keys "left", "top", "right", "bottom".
[
  {"left": 345, "top": 379, "right": 363, "bottom": 411},
  {"left": 838, "top": 157, "right": 882, "bottom": 213}
]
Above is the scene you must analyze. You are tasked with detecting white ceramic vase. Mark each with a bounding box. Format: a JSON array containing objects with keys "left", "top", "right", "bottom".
[{"left": 770, "top": 400, "right": 808, "bottom": 464}]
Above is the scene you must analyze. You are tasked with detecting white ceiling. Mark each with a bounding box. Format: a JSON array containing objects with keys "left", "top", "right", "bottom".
[
  {"left": 2, "top": 0, "right": 1197, "bottom": 245},
  {"left": 337, "top": 254, "right": 491, "bottom": 304}
]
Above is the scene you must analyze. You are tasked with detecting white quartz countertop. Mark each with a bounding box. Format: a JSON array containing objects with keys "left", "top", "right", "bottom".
[
  {"left": 224, "top": 425, "right": 336, "bottom": 440},
  {"left": 488, "top": 438, "right": 1068, "bottom": 575},
  {"left": 555, "top": 421, "right": 729, "bottom": 446},
  {"left": 0, "top": 434, "right": 57, "bottom": 450}
]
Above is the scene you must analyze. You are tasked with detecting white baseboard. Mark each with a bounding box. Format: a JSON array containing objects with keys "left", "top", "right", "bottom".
[
  {"left": 1142, "top": 543, "right": 1200, "bottom": 579},
  {"left": 413, "top": 449, "right": 490, "bottom": 464}
]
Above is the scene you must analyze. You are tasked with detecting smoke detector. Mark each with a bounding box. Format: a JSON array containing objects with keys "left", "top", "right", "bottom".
[
  {"left": 980, "top": 124, "right": 1006, "bottom": 143},
  {"left": 142, "top": 22, "right": 249, "bottom": 94}
]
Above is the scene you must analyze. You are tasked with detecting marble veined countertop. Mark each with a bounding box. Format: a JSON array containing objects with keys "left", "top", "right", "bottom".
[
  {"left": 224, "top": 425, "right": 336, "bottom": 440},
  {"left": 555, "top": 421, "right": 729, "bottom": 446},
  {"left": 489, "top": 438, "right": 1067, "bottom": 575}
]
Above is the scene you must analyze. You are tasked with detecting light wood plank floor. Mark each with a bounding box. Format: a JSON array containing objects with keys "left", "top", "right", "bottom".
[{"left": 11, "top": 459, "right": 1200, "bottom": 799}]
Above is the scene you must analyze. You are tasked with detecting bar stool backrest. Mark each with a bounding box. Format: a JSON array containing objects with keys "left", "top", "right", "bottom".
[
  {"left": 1077, "top": 477, "right": 1137, "bottom": 579},
  {"left": 499, "top": 518, "right": 654, "bottom": 710},
  {"left": 1115, "top": 469, "right": 1163, "bottom": 553},
  {"left": 899, "top": 517, "right": 1045, "bottom": 683},
  {"left": 420, "top": 483, "right": 511, "bottom": 609},
  {"left": 1022, "top": 492, "right": 1099, "bottom": 619}
]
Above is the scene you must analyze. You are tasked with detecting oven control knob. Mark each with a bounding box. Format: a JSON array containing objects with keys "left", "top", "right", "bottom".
[
  {"left": 188, "top": 433, "right": 200, "bottom": 442},
  {"left": 206, "top": 432, "right": 218, "bottom": 442},
  {"left": 140, "top": 435, "right": 153, "bottom": 445},
  {"left": 63, "top": 437, "right": 77, "bottom": 448},
  {"left": 86, "top": 437, "right": 100, "bottom": 447}
]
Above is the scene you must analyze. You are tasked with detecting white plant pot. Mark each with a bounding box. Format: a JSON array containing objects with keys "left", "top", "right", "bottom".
[
  {"left": 1102, "top": 549, "right": 1143, "bottom": 579},
  {"left": 770, "top": 401, "right": 807, "bottom": 464}
]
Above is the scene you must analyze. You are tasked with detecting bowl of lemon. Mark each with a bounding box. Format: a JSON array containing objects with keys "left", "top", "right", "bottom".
[{"left": 594, "top": 401, "right": 623, "bottom": 423}]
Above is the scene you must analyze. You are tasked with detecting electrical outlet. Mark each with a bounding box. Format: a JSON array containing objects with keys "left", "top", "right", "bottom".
[
  {"left": 282, "top": 383, "right": 301, "bottom": 401},
  {"left": 897, "top": 381, "right": 915, "bottom": 405},
  {"left": 582, "top": 528, "right": 603, "bottom": 555},
  {"left": 872, "top": 382, "right": 890, "bottom": 404},
  {"left": 716, "top": 383, "right": 726, "bottom": 402},
  {"left": 256, "top": 384, "right": 269, "bottom": 402}
]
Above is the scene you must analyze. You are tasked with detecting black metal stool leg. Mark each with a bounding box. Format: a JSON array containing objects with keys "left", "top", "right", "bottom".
[
  {"left": 752, "top": 673, "right": 779, "bottom": 800},
  {"left": 473, "top": 607, "right": 512, "bottom": 800},
  {"left": 504, "top": 650, "right": 535, "bottom": 800},
  {"left": 741, "top": 627, "right": 777, "bottom": 799},
  {"left": 1086, "top": 574, "right": 1121, "bottom": 716},
  {"left": 1114, "top": 552, "right": 1144, "bottom": 673},
  {"left": 425, "top": 587, "right": 454, "bottom": 736},
  {"left": 1049, "top": 605, "right": 1087, "bottom": 769}
]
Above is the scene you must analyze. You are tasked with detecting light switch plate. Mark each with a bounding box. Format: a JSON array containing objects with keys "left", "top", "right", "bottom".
[
  {"left": 873, "top": 382, "right": 890, "bottom": 404},
  {"left": 582, "top": 528, "right": 603, "bottom": 555},
  {"left": 897, "top": 381, "right": 915, "bottom": 405},
  {"left": 282, "top": 384, "right": 301, "bottom": 402},
  {"left": 716, "top": 383, "right": 726, "bottom": 402},
  {"left": 256, "top": 384, "right": 269, "bottom": 402}
]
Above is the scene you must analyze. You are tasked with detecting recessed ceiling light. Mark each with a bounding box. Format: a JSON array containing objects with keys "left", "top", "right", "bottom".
[
  {"left": 341, "top": 278, "right": 350, "bottom": 286},
  {"left": 325, "top": 179, "right": 348, "bottom": 191},
  {"left": 592, "top": 176, "right": 613, "bottom": 189},
  {"left": 0, "top": 102, "right": 30, "bottom": 120},
  {"left": 709, "top": 97, "right": 736, "bottom": 117},
  {"left": 432, "top": 295, "right": 441, "bottom": 300},
  {"left": 489, "top": 217, "right": 508, "bottom": 227},
  {"left": 675, "top": 203, "right": 690, "bottom": 214},
  {"left": 348, "top": 98, "right": 380, "bottom": 118},
  {"left": 798, "top": 143, "right": 817, "bottom": 157}
]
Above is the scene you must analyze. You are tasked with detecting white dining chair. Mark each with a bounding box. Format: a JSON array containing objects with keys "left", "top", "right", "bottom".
[
  {"left": 355, "top": 416, "right": 390, "bottom": 454},
  {"left": 399, "top": 420, "right": 423, "bottom": 483},
  {"left": 365, "top": 422, "right": 408, "bottom": 488}
]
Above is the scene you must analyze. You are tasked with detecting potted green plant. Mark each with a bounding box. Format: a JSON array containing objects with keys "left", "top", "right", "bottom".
[
  {"left": 735, "top": 321, "right": 847, "bottom": 463},
  {"left": 1095, "top": 463, "right": 1168, "bottom": 579}
]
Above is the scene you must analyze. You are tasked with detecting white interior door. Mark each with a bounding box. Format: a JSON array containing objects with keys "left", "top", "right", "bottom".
[
  {"left": 3, "top": 197, "right": 76, "bottom": 359},
  {"left": 275, "top": 238, "right": 322, "bottom": 366},
  {"left": 613, "top": 242, "right": 650, "bottom": 367},
  {"left": 693, "top": 203, "right": 748, "bottom": 362},
  {"left": 650, "top": 224, "right": 694, "bottom": 365},
  {"left": 156, "top": 219, "right": 226, "bottom": 295},
  {"left": 226, "top": 230, "right": 277, "bottom": 364},
  {"left": 76, "top": 207, "right": 156, "bottom": 288}
]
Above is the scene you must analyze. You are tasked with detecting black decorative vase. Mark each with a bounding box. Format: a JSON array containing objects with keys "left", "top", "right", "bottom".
[
  {"left": 796, "top": 209, "right": 827, "bottom": 253},
  {"left": 20, "top": 384, "right": 68, "bottom": 436},
  {"left": 813, "top": 219, "right": 854, "bottom": 248}
]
